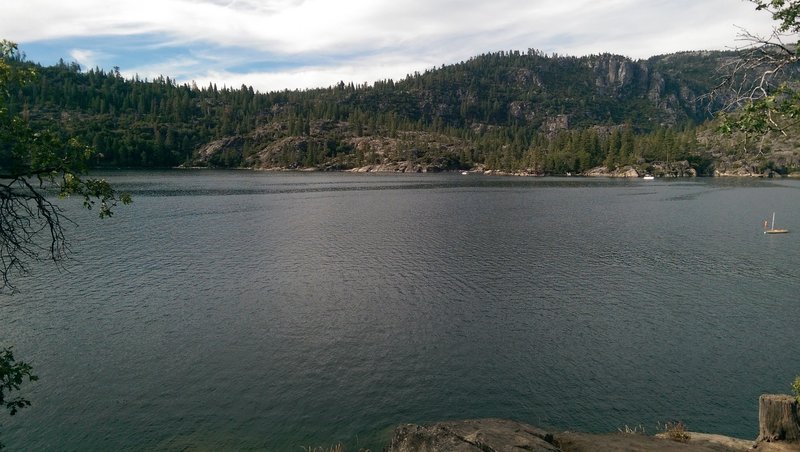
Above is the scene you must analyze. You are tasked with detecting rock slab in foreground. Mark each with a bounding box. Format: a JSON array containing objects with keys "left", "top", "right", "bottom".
[
  {"left": 387, "top": 418, "right": 776, "bottom": 452},
  {"left": 387, "top": 418, "right": 559, "bottom": 452}
]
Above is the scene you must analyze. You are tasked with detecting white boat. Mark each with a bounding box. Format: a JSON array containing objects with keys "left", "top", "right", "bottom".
[
  {"left": 764, "top": 212, "right": 789, "bottom": 234},
  {"left": 643, "top": 174, "right": 655, "bottom": 180}
]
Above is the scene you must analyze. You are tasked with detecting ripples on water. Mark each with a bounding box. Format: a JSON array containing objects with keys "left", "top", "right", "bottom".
[{"left": 2, "top": 171, "right": 799, "bottom": 450}]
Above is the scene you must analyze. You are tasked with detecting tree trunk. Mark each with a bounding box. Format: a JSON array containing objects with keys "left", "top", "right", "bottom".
[{"left": 758, "top": 394, "right": 800, "bottom": 443}]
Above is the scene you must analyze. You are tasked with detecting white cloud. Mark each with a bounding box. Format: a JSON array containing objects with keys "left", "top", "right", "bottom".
[
  {"left": 124, "top": 53, "right": 437, "bottom": 92},
  {"left": 119, "top": 57, "right": 204, "bottom": 82},
  {"left": 2, "top": 0, "right": 782, "bottom": 91},
  {"left": 69, "top": 49, "right": 101, "bottom": 70}
]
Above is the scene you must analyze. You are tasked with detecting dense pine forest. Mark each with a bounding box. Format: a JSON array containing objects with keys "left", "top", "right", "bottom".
[{"left": 5, "top": 48, "right": 799, "bottom": 175}]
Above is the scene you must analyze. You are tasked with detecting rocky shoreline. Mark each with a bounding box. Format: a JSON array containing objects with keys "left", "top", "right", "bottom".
[
  {"left": 237, "top": 161, "right": 799, "bottom": 178},
  {"left": 385, "top": 418, "right": 799, "bottom": 452}
]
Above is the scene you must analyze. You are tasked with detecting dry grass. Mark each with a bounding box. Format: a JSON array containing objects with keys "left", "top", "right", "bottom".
[
  {"left": 617, "top": 424, "right": 646, "bottom": 435},
  {"left": 659, "top": 421, "right": 691, "bottom": 442}
]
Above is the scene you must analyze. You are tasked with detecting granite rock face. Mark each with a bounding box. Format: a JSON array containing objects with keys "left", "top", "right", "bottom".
[
  {"left": 385, "top": 418, "right": 782, "bottom": 452},
  {"left": 387, "top": 418, "right": 559, "bottom": 452},
  {"left": 584, "top": 165, "right": 640, "bottom": 177}
]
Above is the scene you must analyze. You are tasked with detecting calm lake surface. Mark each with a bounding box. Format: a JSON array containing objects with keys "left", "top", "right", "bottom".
[{"left": 2, "top": 171, "right": 799, "bottom": 450}]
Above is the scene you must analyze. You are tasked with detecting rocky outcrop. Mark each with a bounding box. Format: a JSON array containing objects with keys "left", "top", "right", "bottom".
[
  {"left": 584, "top": 165, "right": 640, "bottom": 177},
  {"left": 714, "top": 165, "right": 767, "bottom": 177},
  {"left": 349, "top": 161, "right": 446, "bottom": 173},
  {"left": 583, "top": 166, "right": 614, "bottom": 177},
  {"left": 509, "top": 101, "right": 536, "bottom": 123},
  {"left": 387, "top": 419, "right": 559, "bottom": 452},
  {"left": 387, "top": 419, "right": 767, "bottom": 452},
  {"left": 712, "top": 159, "right": 787, "bottom": 178},
  {"left": 195, "top": 136, "right": 244, "bottom": 161},
  {"left": 614, "top": 166, "right": 641, "bottom": 178},
  {"left": 544, "top": 115, "right": 570, "bottom": 134},
  {"left": 584, "top": 161, "right": 700, "bottom": 178},
  {"left": 649, "top": 160, "right": 698, "bottom": 177},
  {"left": 589, "top": 55, "right": 641, "bottom": 95}
]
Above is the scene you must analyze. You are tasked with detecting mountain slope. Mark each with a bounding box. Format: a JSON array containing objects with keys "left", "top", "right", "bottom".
[{"left": 9, "top": 47, "right": 796, "bottom": 175}]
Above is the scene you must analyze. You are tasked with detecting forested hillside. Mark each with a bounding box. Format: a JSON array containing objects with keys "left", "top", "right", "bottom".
[{"left": 5, "top": 48, "right": 799, "bottom": 175}]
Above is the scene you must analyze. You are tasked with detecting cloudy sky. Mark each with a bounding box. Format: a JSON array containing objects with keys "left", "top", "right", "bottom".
[{"left": 3, "top": 0, "right": 779, "bottom": 92}]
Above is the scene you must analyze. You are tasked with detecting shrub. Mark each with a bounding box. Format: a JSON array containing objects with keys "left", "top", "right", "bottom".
[
  {"left": 661, "top": 421, "right": 691, "bottom": 443},
  {"left": 792, "top": 375, "right": 800, "bottom": 404}
]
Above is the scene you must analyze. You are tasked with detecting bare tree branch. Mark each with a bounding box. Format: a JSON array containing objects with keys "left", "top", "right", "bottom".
[
  {"left": 0, "top": 175, "right": 74, "bottom": 292},
  {"left": 711, "top": 27, "right": 799, "bottom": 112}
]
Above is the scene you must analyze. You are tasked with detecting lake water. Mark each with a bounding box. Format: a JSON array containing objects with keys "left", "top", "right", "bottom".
[{"left": 1, "top": 171, "right": 799, "bottom": 450}]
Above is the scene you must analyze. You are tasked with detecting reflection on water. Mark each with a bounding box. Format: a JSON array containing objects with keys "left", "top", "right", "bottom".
[{"left": 2, "top": 171, "right": 799, "bottom": 450}]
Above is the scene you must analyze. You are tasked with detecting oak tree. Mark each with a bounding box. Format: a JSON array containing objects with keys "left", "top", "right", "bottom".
[{"left": 1, "top": 40, "right": 130, "bottom": 446}]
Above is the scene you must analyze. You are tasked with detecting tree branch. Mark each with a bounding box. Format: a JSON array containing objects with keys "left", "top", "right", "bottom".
[{"left": 0, "top": 174, "right": 72, "bottom": 292}]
